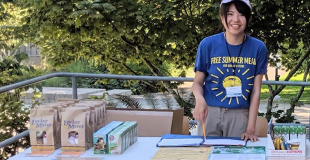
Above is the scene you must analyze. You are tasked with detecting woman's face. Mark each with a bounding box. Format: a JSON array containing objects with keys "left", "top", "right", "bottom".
[{"left": 221, "top": 3, "right": 247, "bottom": 37}]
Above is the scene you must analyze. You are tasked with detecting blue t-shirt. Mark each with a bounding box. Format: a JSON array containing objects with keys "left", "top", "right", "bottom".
[{"left": 194, "top": 32, "right": 268, "bottom": 109}]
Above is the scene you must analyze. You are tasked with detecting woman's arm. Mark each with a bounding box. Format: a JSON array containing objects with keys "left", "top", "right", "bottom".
[
  {"left": 192, "top": 71, "right": 208, "bottom": 123},
  {"left": 192, "top": 71, "right": 205, "bottom": 100},
  {"left": 241, "top": 74, "right": 264, "bottom": 142}
]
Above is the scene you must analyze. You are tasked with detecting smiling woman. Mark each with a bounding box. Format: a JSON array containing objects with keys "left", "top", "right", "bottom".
[{"left": 192, "top": 0, "right": 269, "bottom": 142}]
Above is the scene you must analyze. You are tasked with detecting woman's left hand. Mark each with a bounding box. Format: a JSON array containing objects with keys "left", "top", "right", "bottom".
[{"left": 241, "top": 130, "right": 259, "bottom": 142}]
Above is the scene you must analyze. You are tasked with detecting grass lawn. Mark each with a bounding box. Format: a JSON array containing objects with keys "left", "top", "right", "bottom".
[
  {"left": 260, "top": 85, "right": 310, "bottom": 104},
  {"left": 260, "top": 73, "right": 310, "bottom": 104}
]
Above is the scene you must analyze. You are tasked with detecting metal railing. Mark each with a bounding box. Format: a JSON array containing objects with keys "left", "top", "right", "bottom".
[{"left": 0, "top": 72, "right": 310, "bottom": 149}]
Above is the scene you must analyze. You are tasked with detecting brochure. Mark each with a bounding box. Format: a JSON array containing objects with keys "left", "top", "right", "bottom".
[{"left": 209, "top": 146, "right": 266, "bottom": 160}]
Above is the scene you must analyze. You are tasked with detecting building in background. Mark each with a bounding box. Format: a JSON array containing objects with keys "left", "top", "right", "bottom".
[{"left": 18, "top": 43, "right": 41, "bottom": 66}]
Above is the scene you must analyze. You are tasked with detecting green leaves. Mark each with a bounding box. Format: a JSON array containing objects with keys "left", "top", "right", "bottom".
[
  {"left": 89, "top": 13, "right": 104, "bottom": 19},
  {"left": 275, "top": 0, "right": 283, "bottom": 6},
  {"left": 4, "top": 0, "right": 310, "bottom": 87},
  {"left": 14, "top": 52, "right": 28, "bottom": 63},
  {"left": 15, "top": 0, "right": 218, "bottom": 68},
  {"left": 57, "top": 1, "right": 67, "bottom": 5},
  {"left": 0, "top": 43, "right": 39, "bottom": 158}
]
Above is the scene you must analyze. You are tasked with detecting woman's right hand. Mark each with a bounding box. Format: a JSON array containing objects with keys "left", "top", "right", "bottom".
[{"left": 193, "top": 97, "right": 208, "bottom": 123}]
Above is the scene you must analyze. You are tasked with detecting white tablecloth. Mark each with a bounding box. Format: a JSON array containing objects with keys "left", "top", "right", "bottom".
[{"left": 8, "top": 137, "right": 310, "bottom": 160}]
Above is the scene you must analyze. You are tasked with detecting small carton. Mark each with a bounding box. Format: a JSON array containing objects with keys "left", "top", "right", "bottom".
[
  {"left": 281, "top": 126, "right": 290, "bottom": 141},
  {"left": 297, "top": 126, "right": 306, "bottom": 139},
  {"left": 93, "top": 121, "right": 123, "bottom": 154},
  {"left": 108, "top": 121, "right": 137, "bottom": 154},
  {"left": 107, "top": 122, "right": 128, "bottom": 154},
  {"left": 273, "top": 126, "right": 282, "bottom": 139},
  {"left": 289, "top": 126, "right": 298, "bottom": 140}
]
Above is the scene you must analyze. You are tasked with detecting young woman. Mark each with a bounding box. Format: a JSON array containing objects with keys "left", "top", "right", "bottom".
[{"left": 192, "top": 0, "right": 268, "bottom": 142}]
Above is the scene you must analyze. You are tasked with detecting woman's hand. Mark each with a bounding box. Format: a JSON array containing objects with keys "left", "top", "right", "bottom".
[
  {"left": 241, "top": 130, "right": 259, "bottom": 142},
  {"left": 193, "top": 97, "right": 208, "bottom": 123}
]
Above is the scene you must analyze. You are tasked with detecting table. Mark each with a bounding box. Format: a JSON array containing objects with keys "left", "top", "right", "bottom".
[{"left": 9, "top": 137, "right": 310, "bottom": 160}]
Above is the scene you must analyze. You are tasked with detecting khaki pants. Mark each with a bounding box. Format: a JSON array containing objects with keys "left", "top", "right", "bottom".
[{"left": 197, "top": 106, "right": 249, "bottom": 137}]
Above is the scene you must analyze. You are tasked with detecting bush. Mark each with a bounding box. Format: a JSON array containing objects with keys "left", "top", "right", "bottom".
[{"left": 0, "top": 53, "right": 38, "bottom": 159}]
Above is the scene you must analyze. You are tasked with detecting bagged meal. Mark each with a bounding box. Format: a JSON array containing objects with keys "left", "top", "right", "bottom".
[
  {"left": 30, "top": 107, "right": 60, "bottom": 153},
  {"left": 61, "top": 107, "right": 91, "bottom": 152}
]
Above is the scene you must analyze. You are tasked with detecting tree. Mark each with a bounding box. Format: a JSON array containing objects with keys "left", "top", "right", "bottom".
[
  {"left": 250, "top": 0, "right": 310, "bottom": 121},
  {"left": 6, "top": 0, "right": 310, "bottom": 120},
  {"left": 16, "top": 0, "right": 224, "bottom": 117},
  {"left": 0, "top": 2, "right": 40, "bottom": 159},
  {"left": 0, "top": 53, "right": 38, "bottom": 159}
]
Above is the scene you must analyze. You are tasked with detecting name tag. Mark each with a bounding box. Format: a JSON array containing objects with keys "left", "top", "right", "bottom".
[{"left": 226, "top": 86, "right": 242, "bottom": 97}]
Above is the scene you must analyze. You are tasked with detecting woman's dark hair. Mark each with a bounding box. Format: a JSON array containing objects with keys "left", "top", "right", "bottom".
[{"left": 219, "top": 1, "right": 252, "bottom": 30}]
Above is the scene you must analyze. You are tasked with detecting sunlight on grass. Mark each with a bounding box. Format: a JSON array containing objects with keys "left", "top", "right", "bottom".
[
  {"left": 261, "top": 72, "right": 310, "bottom": 104},
  {"left": 279, "top": 72, "right": 305, "bottom": 81}
]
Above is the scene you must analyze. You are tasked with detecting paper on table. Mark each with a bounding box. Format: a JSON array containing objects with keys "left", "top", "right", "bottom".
[
  {"left": 157, "top": 138, "right": 203, "bottom": 147},
  {"left": 203, "top": 139, "right": 246, "bottom": 146},
  {"left": 152, "top": 147, "right": 212, "bottom": 160}
]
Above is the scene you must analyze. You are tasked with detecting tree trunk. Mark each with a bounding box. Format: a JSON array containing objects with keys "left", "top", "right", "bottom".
[
  {"left": 264, "top": 73, "right": 275, "bottom": 121},
  {"left": 265, "top": 49, "right": 310, "bottom": 120},
  {"left": 290, "top": 60, "right": 310, "bottom": 107},
  {"left": 273, "top": 49, "right": 310, "bottom": 96},
  {"left": 266, "top": 95, "right": 275, "bottom": 121}
]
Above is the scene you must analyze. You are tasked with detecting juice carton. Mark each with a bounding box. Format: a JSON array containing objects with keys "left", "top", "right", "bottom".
[
  {"left": 281, "top": 126, "right": 290, "bottom": 141},
  {"left": 108, "top": 122, "right": 129, "bottom": 154},
  {"left": 289, "top": 126, "right": 298, "bottom": 140},
  {"left": 93, "top": 121, "right": 123, "bottom": 154},
  {"left": 297, "top": 125, "right": 306, "bottom": 139},
  {"left": 126, "top": 121, "right": 137, "bottom": 148},
  {"left": 108, "top": 121, "right": 137, "bottom": 154},
  {"left": 273, "top": 126, "right": 282, "bottom": 139}
]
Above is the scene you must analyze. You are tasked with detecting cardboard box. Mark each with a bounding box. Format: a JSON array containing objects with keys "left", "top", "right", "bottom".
[
  {"left": 106, "top": 107, "right": 183, "bottom": 134},
  {"left": 267, "top": 134, "right": 306, "bottom": 157},
  {"left": 182, "top": 116, "right": 189, "bottom": 135},
  {"left": 106, "top": 110, "right": 173, "bottom": 137}
]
